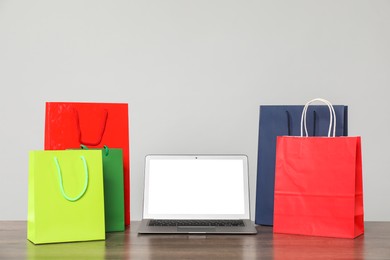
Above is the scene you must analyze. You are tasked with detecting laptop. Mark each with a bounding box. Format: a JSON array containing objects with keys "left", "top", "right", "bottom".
[{"left": 138, "top": 155, "right": 257, "bottom": 234}]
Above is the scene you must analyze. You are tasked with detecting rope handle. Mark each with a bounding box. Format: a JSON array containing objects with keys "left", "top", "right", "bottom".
[
  {"left": 53, "top": 156, "right": 89, "bottom": 202},
  {"left": 80, "top": 144, "right": 109, "bottom": 156},
  {"left": 300, "top": 98, "right": 336, "bottom": 137},
  {"left": 74, "top": 109, "right": 108, "bottom": 146}
]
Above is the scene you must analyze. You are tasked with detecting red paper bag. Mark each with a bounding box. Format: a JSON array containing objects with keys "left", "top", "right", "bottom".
[
  {"left": 273, "top": 98, "right": 364, "bottom": 238},
  {"left": 44, "top": 102, "right": 130, "bottom": 225}
]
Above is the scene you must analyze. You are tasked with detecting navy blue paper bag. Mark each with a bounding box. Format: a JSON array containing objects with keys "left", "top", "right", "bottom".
[{"left": 255, "top": 105, "right": 348, "bottom": 226}]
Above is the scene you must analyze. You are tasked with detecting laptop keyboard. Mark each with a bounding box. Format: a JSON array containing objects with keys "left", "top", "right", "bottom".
[{"left": 148, "top": 219, "right": 245, "bottom": 227}]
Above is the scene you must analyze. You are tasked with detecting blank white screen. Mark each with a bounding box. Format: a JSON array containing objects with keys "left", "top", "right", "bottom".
[{"left": 147, "top": 158, "right": 245, "bottom": 217}]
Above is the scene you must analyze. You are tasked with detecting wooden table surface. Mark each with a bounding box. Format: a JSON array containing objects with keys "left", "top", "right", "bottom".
[{"left": 1, "top": 221, "right": 390, "bottom": 259}]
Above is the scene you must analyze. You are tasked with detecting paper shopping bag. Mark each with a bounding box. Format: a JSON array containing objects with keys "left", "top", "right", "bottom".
[
  {"left": 80, "top": 145, "right": 125, "bottom": 232},
  {"left": 44, "top": 102, "right": 130, "bottom": 225},
  {"left": 28, "top": 150, "right": 105, "bottom": 244},
  {"left": 255, "top": 105, "right": 348, "bottom": 225},
  {"left": 273, "top": 98, "right": 364, "bottom": 238}
]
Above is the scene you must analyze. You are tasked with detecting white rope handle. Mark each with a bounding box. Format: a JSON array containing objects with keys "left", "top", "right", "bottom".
[{"left": 300, "top": 98, "right": 336, "bottom": 137}]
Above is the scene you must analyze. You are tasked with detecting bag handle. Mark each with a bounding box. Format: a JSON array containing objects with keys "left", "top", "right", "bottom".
[
  {"left": 80, "top": 144, "right": 110, "bottom": 156},
  {"left": 53, "top": 156, "right": 89, "bottom": 202},
  {"left": 75, "top": 109, "right": 108, "bottom": 146},
  {"left": 285, "top": 111, "right": 291, "bottom": 136},
  {"left": 300, "top": 98, "right": 336, "bottom": 137},
  {"left": 312, "top": 110, "right": 317, "bottom": 136}
]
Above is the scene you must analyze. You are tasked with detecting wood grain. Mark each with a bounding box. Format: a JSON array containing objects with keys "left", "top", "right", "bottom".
[{"left": 1, "top": 221, "right": 390, "bottom": 259}]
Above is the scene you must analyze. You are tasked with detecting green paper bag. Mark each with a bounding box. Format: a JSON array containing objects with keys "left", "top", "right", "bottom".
[
  {"left": 81, "top": 145, "right": 125, "bottom": 232},
  {"left": 27, "top": 150, "right": 105, "bottom": 244}
]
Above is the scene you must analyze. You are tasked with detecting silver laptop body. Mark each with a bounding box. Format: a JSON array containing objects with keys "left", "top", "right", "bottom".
[{"left": 138, "top": 155, "right": 257, "bottom": 234}]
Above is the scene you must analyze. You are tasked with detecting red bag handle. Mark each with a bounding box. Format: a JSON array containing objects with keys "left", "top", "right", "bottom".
[
  {"left": 75, "top": 109, "right": 108, "bottom": 146},
  {"left": 300, "top": 98, "right": 336, "bottom": 137}
]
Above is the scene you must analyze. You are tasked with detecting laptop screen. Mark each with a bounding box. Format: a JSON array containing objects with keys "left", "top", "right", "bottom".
[{"left": 143, "top": 155, "right": 250, "bottom": 219}]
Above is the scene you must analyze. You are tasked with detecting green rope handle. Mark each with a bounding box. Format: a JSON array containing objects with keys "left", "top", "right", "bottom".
[
  {"left": 80, "top": 144, "right": 88, "bottom": 150},
  {"left": 80, "top": 144, "right": 109, "bottom": 156},
  {"left": 103, "top": 145, "right": 109, "bottom": 156},
  {"left": 53, "top": 156, "right": 89, "bottom": 202}
]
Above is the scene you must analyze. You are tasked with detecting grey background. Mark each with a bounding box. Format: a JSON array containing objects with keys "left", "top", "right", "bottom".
[{"left": 1, "top": 0, "right": 389, "bottom": 221}]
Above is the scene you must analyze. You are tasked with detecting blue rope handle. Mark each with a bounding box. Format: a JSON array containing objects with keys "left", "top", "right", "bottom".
[{"left": 53, "top": 156, "right": 89, "bottom": 202}]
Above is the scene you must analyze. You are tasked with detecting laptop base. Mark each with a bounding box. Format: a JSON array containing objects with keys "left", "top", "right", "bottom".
[{"left": 138, "top": 219, "right": 257, "bottom": 234}]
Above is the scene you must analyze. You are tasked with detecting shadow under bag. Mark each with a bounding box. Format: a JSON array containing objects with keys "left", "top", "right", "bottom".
[{"left": 255, "top": 104, "right": 348, "bottom": 226}]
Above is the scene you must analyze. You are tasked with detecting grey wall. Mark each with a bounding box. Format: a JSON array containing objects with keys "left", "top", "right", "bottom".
[{"left": 1, "top": 0, "right": 389, "bottom": 221}]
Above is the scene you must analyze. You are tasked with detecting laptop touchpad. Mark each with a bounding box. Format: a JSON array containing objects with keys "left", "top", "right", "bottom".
[{"left": 177, "top": 227, "right": 216, "bottom": 233}]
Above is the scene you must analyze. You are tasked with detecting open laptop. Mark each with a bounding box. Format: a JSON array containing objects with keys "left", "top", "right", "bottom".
[{"left": 138, "top": 155, "right": 257, "bottom": 234}]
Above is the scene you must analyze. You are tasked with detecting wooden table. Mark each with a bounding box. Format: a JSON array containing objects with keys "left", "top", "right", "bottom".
[{"left": 1, "top": 221, "right": 390, "bottom": 259}]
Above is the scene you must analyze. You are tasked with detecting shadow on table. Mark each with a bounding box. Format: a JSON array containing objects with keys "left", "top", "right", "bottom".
[
  {"left": 272, "top": 233, "right": 364, "bottom": 260},
  {"left": 26, "top": 239, "right": 106, "bottom": 260}
]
